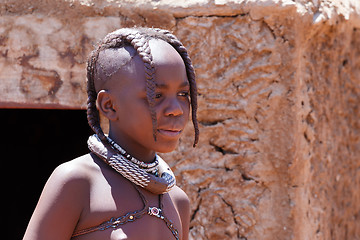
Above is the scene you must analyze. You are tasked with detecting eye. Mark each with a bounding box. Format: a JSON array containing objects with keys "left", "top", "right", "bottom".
[
  {"left": 178, "top": 91, "right": 190, "bottom": 97},
  {"left": 155, "top": 93, "right": 162, "bottom": 99}
]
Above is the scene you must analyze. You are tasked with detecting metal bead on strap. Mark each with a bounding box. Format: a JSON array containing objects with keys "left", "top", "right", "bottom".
[{"left": 148, "top": 204, "right": 180, "bottom": 240}]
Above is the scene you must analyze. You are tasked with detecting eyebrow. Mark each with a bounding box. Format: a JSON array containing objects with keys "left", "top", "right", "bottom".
[{"left": 155, "top": 81, "right": 189, "bottom": 89}]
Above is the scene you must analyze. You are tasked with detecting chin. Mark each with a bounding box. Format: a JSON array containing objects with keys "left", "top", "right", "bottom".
[{"left": 154, "top": 140, "right": 179, "bottom": 153}]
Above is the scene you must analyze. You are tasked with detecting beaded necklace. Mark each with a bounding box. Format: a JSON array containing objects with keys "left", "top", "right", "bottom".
[
  {"left": 87, "top": 134, "right": 176, "bottom": 194},
  {"left": 106, "top": 136, "right": 159, "bottom": 176}
]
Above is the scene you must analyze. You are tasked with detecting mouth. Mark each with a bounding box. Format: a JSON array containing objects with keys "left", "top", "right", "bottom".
[{"left": 157, "top": 129, "right": 182, "bottom": 138}]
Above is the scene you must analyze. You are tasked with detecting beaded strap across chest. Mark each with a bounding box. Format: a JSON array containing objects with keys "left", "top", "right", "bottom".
[{"left": 71, "top": 185, "right": 179, "bottom": 239}]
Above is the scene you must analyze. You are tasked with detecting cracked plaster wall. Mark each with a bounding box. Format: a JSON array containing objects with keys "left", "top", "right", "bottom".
[{"left": 1, "top": 0, "right": 360, "bottom": 239}]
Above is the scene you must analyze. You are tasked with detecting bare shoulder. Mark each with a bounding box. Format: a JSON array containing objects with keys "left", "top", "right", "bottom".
[
  {"left": 169, "top": 185, "right": 190, "bottom": 240},
  {"left": 43, "top": 153, "right": 100, "bottom": 206},
  {"left": 51, "top": 153, "right": 97, "bottom": 182},
  {"left": 40, "top": 154, "right": 96, "bottom": 211},
  {"left": 23, "top": 154, "right": 97, "bottom": 240},
  {"left": 169, "top": 185, "right": 190, "bottom": 211}
]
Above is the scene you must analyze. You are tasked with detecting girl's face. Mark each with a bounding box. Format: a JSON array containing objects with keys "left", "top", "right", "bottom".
[{"left": 100, "top": 39, "right": 190, "bottom": 161}]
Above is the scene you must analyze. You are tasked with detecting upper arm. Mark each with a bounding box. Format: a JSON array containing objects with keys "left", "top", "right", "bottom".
[
  {"left": 23, "top": 162, "right": 89, "bottom": 240},
  {"left": 171, "top": 186, "right": 190, "bottom": 240}
]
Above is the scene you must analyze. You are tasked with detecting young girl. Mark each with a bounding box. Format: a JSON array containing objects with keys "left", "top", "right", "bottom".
[{"left": 23, "top": 27, "right": 199, "bottom": 240}]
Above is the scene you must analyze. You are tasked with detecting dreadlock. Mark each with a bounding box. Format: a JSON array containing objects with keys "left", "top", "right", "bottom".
[{"left": 86, "top": 27, "right": 199, "bottom": 147}]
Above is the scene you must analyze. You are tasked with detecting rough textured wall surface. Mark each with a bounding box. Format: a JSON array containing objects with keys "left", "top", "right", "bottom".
[
  {"left": 290, "top": 19, "right": 360, "bottom": 240},
  {"left": 1, "top": 0, "right": 360, "bottom": 239}
]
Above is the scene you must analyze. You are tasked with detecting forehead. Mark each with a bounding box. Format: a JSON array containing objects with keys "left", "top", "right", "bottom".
[
  {"left": 96, "top": 39, "right": 187, "bottom": 92},
  {"left": 149, "top": 39, "right": 188, "bottom": 86},
  {"left": 149, "top": 39, "right": 184, "bottom": 69}
]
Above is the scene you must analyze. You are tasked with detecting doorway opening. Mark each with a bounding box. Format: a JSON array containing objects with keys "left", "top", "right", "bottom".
[{"left": 2, "top": 109, "right": 93, "bottom": 239}]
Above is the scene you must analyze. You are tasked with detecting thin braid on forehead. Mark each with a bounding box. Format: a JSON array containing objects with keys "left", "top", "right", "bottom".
[
  {"left": 124, "top": 32, "right": 158, "bottom": 141},
  {"left": 151, "top": 28, "right": 199, "bottom": 147}
]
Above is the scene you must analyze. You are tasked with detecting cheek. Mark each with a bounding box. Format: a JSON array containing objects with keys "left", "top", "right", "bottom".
[
  {"left": 182, "top": 100, "right": 191, "bottom": 120},
  {"left": 171, "top": 98, "right": 190, "bottom": 121},
  {"left": 116, "top": 97, "right": 153, "bottom": 131}
]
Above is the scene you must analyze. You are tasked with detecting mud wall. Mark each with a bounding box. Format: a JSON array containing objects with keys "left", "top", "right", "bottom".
[{"left": 1, "top": 0, "right": 360, "bottom": 239}]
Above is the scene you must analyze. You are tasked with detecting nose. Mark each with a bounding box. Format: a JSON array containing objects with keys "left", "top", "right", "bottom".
[{"left": 163, "top": 97, "right": 184, "bottom": 117}]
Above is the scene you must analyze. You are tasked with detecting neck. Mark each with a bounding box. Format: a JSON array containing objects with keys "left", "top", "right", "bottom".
[{"left": 108, "top": 130, "right": 156, "bottom": 164}]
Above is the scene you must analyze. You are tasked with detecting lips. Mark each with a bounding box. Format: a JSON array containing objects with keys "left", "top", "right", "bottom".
[{"left": 157, "top": 129, "right": 182, "bottom": 138}]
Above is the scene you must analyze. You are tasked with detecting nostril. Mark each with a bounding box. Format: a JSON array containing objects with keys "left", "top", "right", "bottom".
[{"left": 164, "top": 99, "right": 184, "bottom": 117}]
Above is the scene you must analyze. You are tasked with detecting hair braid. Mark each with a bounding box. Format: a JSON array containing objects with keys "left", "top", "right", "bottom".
[
  {"left": 86, "top": 33, "right": 127, "bottom": 145},
  {"left": 125, "top": 33, "right": 158, "bottom": 141},
  {"left": 87, "top": 51, "right": 107, "bottom": 143},
  {"left": 152, "top": 28, "right": 199, "bottom": 147},
  {"left": 86, "top": 27, "right": 199, "bottom": 148}
]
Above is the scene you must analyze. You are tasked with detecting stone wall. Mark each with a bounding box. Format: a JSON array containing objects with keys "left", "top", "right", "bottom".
[{"left": 1, "top": 0, "right": 360, "bottom": 239}]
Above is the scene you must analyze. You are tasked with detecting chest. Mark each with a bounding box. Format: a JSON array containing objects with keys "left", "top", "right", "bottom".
[{"left": 73, "top": 170, "right": 182, "bottom": 240}]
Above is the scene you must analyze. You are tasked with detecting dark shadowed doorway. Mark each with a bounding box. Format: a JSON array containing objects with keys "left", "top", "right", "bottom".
[{"left": 2, "top": 109, "right": 93, "bottom": 239}]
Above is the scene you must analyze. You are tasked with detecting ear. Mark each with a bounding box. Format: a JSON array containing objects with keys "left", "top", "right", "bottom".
[{"left": 96, "top": 90, "right": 118, "bottom": 121}]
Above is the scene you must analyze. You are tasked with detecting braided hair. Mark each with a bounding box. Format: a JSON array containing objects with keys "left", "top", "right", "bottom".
[{"left": 86, "top": 27, "right": 199, "bottom": 147}]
